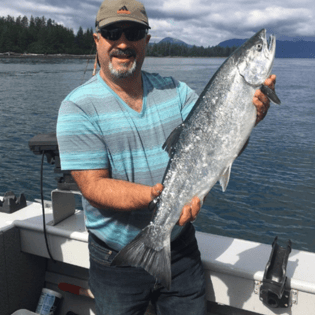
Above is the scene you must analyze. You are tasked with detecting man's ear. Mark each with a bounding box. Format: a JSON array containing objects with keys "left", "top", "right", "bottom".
[
  {"left": 93, "top": 33, "right": 100, "bottom": 45},
  {"left": 146, "top": 34, "right": 151, "bottom": 46}
]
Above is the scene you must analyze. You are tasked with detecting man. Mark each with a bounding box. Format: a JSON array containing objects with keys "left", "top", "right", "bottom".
[{"left": 57, "top": 0, "right": 276, "bottom": 314}]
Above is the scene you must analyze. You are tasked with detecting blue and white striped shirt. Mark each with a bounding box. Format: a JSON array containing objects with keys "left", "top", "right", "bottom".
[{"left": 57, "top": 71, "right": 198, "bottom": 251}]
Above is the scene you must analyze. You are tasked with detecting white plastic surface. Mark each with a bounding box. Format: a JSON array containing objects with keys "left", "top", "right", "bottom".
[
  {"left": 11, "top": 310, "right": 37, "bottom": 315},
  {"left": 4, "top": 198, "right": 315, "bottom": 315}
]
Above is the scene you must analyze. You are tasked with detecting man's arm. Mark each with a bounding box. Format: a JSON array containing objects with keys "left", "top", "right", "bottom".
[
  {"left": 71, "top": 169, "right": 163, "bottom": 211},
  {"left": 72, "top": 168, "right": 196, "bottom": 226}
]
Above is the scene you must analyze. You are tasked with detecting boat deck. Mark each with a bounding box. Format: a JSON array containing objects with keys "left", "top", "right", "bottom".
[{"left": 1, "top": 196, "right": 315, "bottom": 315}]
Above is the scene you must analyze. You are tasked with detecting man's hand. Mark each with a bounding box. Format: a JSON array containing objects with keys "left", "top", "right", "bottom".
[
  {"left": 150, "top": 183, "right": 164, "bottom": 199},
  {"left": 150, "top": 184, "right": 201, "bottom": 226},
  {"left": 253, "top": 74, "right": 276, "bottom": 125},
  {"left": 177, "top": 196, "right": 201, "bottom": 226}
]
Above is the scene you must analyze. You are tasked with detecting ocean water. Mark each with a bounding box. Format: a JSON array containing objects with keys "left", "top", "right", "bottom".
[{"left": 0, "top": 57, "right": 314, "bottom": 252}]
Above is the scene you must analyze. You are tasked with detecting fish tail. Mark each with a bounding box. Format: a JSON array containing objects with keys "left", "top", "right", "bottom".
[{"left": 111, "top": 224, "right": 172, "bottom": 290}]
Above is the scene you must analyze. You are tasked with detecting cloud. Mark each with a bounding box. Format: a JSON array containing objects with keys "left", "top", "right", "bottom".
[
  {"left": 145, "top": 0, "right": 315, "bottom": 45},
  {"left": 2, "top": 0, "right": 315, "bottom": 46},
  {"left": 210, "top": 6, "right": 313, "bottom": 33},
  {"left": 2, "top": 0, "right": 97, "bottom": 32},
  {"left": 146, "top": 0, "right": 213, "bottom": 21}
]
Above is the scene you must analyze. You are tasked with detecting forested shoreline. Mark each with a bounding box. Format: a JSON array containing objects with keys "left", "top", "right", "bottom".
[
  {"left": 0, "top": 15, "right": 94, "bottom": 55},
  {"left": 0, "top": 15, "right": 237, "bottom": 57}
]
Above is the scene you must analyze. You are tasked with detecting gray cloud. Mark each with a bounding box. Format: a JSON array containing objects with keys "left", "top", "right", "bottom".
[{"left": 2, "top": 0, "right": 315, "bottom": 46}]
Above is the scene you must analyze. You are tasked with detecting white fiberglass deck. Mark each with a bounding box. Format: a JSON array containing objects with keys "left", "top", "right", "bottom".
[{"left": 1, "top": 197, "right": 315, "bottom": 315}]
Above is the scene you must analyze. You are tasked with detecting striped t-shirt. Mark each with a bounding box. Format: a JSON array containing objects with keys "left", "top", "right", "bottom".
[{"left": 57, "top": 71, "right": 198, "bottom": 251}]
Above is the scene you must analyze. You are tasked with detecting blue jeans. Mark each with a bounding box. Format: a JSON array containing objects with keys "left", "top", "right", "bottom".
[{"left": 88, "top": 223, "right": 206, "bottom": 315}]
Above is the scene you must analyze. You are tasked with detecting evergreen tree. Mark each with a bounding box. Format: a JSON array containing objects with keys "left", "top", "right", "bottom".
[{"left": 0, "top": 14, "right": 236, "bottom": 56}]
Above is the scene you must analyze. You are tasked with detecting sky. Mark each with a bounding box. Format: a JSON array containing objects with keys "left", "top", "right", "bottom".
[{"left": 2, "top": 0, "right": 315, "bottom": 46}]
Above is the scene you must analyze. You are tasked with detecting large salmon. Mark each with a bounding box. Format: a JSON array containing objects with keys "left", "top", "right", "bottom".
[{"left": 111, "top": 29, "right": 281, "bottom": 289}]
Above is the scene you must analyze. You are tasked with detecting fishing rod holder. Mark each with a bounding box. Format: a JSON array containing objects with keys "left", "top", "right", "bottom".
[
  {"left": 259, "top": 237, "right": 292, "bottom": 308},
  {"left": 0, "top": 191, "right": 27, "bottom": 213},
  {"left": 29, "top": 133, "right": 81, "bottom": 225},
  {"left": 29, "top": 132, "right": 79, "bottom": 191}
]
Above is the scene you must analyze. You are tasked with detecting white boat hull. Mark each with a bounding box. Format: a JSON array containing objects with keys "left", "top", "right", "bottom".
[{"left": 1, "top": 195, "right": 315, "bottom": 315}]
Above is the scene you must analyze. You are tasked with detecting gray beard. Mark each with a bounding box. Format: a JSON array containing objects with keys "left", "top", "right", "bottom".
[{"left": 108, "top": 60, "right": 137, "bottom": 79}]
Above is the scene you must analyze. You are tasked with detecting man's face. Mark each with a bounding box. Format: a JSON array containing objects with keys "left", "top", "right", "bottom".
[{"left": 94, "top": 22, "right": 151, "bottom": 81}]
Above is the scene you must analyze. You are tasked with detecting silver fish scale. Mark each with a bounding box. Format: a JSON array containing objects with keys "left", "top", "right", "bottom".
[{"left": 153, "top": 60, "right": 257, "bottom": 230}]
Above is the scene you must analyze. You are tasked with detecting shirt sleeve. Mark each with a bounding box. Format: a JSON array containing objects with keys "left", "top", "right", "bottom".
[
  {"left": 56, "top": 100, "right": 109, "bottom": 171},
  {"left": 175, "top": 79, "right": 199, "bottom": 120}
]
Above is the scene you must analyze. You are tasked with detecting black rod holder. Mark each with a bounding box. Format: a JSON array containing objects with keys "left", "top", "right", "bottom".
[
  {"left": 260, "top": 236, "right": 292, "bottom": 308},
  {"left": 0, "top": 191, "right": 27, "bottom": 213}
]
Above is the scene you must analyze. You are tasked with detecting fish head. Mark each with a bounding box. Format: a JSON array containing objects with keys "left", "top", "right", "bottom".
[{"left": 235, "top": 29, "right": 276, "bottom": 86}]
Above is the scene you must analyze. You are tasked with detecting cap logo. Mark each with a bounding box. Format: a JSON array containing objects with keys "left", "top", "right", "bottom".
[{"left": 117, "top": 6, "right": 131, "bottom": 14}]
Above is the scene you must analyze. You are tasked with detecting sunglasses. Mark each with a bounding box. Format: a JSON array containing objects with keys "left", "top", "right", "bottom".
[{"left": 99, "top": 26, "right": 148, "bottom": 42}]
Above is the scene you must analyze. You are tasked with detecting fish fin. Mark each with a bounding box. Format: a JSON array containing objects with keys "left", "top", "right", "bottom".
[
  {"left": 111, "top": 224, "right": 172, "bottom": 290},
  {"left": 260, "top": 85, "right": 281, "bottom": 105},
  {"left": 162, "top": 123, "right": 184, "bottom": 158},
  {"left": 219, "top": 163, "right": 232, "bottom": 192}
]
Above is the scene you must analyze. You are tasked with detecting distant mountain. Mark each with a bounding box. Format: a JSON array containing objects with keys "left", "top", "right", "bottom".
[
  {"left": 275, "top": 40, "right": 315, "bottom": 58},
  {"left": 154, "top": 36, "right": 315, "bottom": 58},
  {"left": 158, "top": 37, "right": 192, "bottom": 47},
  {"left": 276, "top": 35, "right": 315, "bottom": 42},
  {"left": 218, "top": 38, "right": 315, "bottom": 58},
  {"left": 217, "top": 39, "right": 246, "bottom": 48}
]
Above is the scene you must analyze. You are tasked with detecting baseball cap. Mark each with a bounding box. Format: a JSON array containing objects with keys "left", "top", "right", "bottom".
[{"left": 95, "top": 0, "right": 150, "bottom": 31}]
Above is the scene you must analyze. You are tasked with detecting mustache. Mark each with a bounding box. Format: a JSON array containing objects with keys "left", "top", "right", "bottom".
[{"left": 110, "top": 48, "right": 136, "bottom": 58}]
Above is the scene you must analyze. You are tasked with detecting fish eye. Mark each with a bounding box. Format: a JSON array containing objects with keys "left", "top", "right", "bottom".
[{"left": 256, "top": 43, "right": 263, "bottom": 51}]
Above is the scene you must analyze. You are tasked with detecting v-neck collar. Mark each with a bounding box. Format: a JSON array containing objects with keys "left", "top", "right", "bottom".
[{"left": 97, "top": 72, "right": 147, "bottom": 118}]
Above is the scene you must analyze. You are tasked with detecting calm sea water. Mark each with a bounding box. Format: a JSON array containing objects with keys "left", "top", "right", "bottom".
[{"left": 0, "top": 57, "right": 314, "bottom": 252}]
